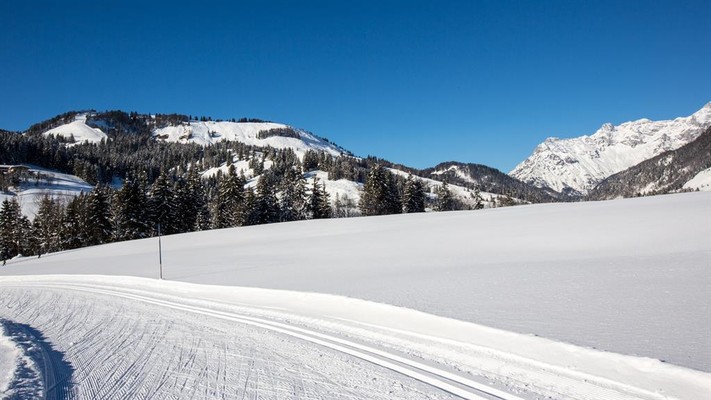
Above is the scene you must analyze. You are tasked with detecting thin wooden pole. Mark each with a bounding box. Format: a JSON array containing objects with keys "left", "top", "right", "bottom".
[{"left": 158, "top": 223, "right": 163, "bottom": 280}]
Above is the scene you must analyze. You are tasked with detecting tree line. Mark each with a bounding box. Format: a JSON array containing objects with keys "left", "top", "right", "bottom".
[{"left": 0, "top": 110, "right": 512, "bottom": 261}]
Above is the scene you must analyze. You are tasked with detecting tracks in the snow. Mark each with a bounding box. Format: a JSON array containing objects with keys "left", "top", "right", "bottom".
[
  {"left": 1, "top": 319, "right": 74, "bottom": 400},
  {"left": 17, "top": 282, "right": 524, "bottom": 400}
]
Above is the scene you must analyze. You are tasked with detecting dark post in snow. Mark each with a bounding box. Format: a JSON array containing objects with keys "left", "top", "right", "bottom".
[{"left": 157, "top": 223, "right": 163, "bottom": 280}]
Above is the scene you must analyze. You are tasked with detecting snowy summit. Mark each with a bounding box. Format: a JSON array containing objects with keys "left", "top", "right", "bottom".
[
  {"left": 510, "top": 102, "right": 711, "bottom": 195},
  {"left": 43, "top": 114, "right": 108, "bottom": 144}
]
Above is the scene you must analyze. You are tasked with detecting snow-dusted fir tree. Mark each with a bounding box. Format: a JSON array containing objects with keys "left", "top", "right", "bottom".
[
  {"left": 149, "top": 171, "right": 177, "bottom": 234},
  {"left": 240, "top": 187, "right": 259, "bottom": 226},
  {"left": 402, "top": 174, "right": 426, "bottom": 213},
  {"left": 212, "top": 164, "right": 245, "bottom": 229},
  {"left": 112, "top": 173, "right": 151, "bottom": 241},
  {"left": 32, "top": 195, "right": 64, "bottom": 254},
  {"left": 61, "top": 194, "right": 87, "bottom": 250},
  {"left": 255, "top": 172, "right": 280, "bottom": 224},
  {"left": 472, "top": 185, "right": 484, "bottom": 210},
  {"left": 359, "top": 164, "right": 401, "bottom": 216},
  {"left": 0, "top": 198, "right": 30, "bottom": 261},
  {"left": 175, "top": 167, "right": 210, "bottom": 232},
  {"left": 435, "top": 181, "right": 454, "bottom": 211},
  {"left": 308, "top": 176, "right": 332, "bottom": 219},
  {"left": 302, "top": 150, "right": 320, "bottom": 172},
  {"left": 279, "top": 168, "right": 307, "bottom": 222},
  {"left": 86, "top": 185, "right": 113, "bottom": 245}
]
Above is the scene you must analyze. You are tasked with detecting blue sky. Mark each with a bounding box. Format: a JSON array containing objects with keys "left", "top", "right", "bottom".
[{"left": 1, "top": 1, "right": 709, "bottom": 172}]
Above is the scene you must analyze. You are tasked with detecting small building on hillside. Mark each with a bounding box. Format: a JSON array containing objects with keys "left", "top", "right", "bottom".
[{"left": 0, "top": 165, "right": 30, "bottom": 175}]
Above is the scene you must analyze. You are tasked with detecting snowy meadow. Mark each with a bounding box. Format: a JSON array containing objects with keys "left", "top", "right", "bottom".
[{"left": 0, "top": 192, "right": 709, "bottom": 399}]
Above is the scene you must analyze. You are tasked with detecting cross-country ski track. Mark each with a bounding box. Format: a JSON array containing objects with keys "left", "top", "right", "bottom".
[{"left": 1, "top": 276, "right": 709, "bottom": 400}]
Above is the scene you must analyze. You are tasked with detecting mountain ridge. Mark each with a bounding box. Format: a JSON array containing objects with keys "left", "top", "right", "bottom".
[
  {"left": 510, "top": 102, "right": 711, "bottom": 195},
  {"left": 586, "top": 127, "right": 711, "bottom": 200},
  {"left": 2, "top": 109, "right": 552, "bottom": 205}
]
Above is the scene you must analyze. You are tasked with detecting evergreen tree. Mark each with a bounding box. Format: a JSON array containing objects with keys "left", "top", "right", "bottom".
[
  {"left": 495, "top": 194, "right": 517, "bottom": 208},
  {"left": 212, "top": 165, "right": 245, "bottom": 228},
  {"left": 302, "top": 150, "right": 320, "bottom": 172},
  {"left": 254, "top": 172, "right": 280, "bottom": 224},
  {"left": 359, "top": 165, "right": 401, "bottom": 216},
  {"left": 86, "top": 186, "right": 113, "bottom": 245},
  {"left": 149, "top": 171, "right": 177, "bottom": 234},
  {"left": 113, "top": 174, "right": 151, "bottom": 241},
  {"left": 402, "top": 175, "right": 426, "bottom": 213},
  {"left": 240, "top": 187, "right": 259, "bottom": 226},
  {"left": 308, "top": 176, "right": 332, "bottom": 219},
  {"left": 176, "top": 167, "right": 210, "bottom": 232},
  {"left": 279, "top": 168, "right": 307, "bottom": 222},
  {"left": 434, "top": 182, "right": 454, "bottom": 211},
  {"left": 61, "top": 194, "right": 87, "bottom": 250},
  {"left": 472, "top": 185, "right": 484, "bottom": 210},
  {"left": 0, "top": 199, "right": 29, "bottom": 260},
  {"left": 32, "top": 195, "right": 64, "bottom": 255}
]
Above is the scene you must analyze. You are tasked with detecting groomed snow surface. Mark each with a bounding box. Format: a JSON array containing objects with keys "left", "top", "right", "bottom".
[{"left": 0, "top": 192, "right": 710, "bottom": 399}]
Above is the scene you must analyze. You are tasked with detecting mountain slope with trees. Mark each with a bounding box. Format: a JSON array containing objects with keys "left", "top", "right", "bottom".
[
  {"left": 422, "top": 161, "right": 559, "bottom": 203},
  {"left": 0, "top": 109, "right": 552, "bottom": 261}
]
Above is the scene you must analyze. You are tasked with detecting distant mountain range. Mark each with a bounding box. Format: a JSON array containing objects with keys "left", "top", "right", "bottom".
[
  {"left": 3, "top": 102, "right": 710, "bottom": 216},
  {"left": 511, "top": 102, "right": 711, "bottom": 196},
  {"left": 0, "top": 110, "right": 547, "bottom": 220}
]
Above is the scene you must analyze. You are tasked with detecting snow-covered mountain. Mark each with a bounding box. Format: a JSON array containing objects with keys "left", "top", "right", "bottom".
[
  {"left": 43, "top": 113, "right": 108, "bottom": 144},
  {"left": 587, "top": 127, "right": 711, "bottom": 199},
  {"left": 153, "top": 121, "right": 345, "bottom": 158},
  {"left": 510, "top": 102, "right": 711, "bottom": 195},
  {"left": 11, "top": 110, "right": 554, "bottom": 208}
]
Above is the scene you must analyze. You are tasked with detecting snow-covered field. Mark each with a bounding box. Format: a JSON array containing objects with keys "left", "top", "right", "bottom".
[
  {"left": 0, "top": 165, "right": 94, "bottom": 218},
  {"left": 0, "top": 192, "right": 709, "bottom": 399}
]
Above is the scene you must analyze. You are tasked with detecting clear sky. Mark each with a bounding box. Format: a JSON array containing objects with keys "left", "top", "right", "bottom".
[{"left": 1, "top": 1, "right": 709, "bottom": 172}]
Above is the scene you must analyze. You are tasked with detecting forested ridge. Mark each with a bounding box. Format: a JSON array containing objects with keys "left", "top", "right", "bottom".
[{"left": 0, "top": 110, "right": 549, "bottom": 261}]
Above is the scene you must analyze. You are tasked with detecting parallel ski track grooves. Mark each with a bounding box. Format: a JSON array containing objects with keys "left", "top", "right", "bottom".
[
  {"left": 12, "top": 321, "right": 73, "bottom": 400},
  {"left": 19, "top": 282, "right": 525, "bottom": 400}
]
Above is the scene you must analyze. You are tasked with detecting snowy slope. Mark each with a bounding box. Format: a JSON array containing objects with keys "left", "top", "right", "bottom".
[
  {"left": 683, "top": 167, "right": 711, "bottom": 191},
  {"left": 154, "top": 121, "right": 344, "bottom": 158},
  {"left": 511, "top": 102, "right": 711, "bottom": 194},
  {"left": 0, "top": 165, "right": 94, "bottom": 218},
  {"left": 2, "top": 276, "right": 709, "bottom": 400},
  {"left": 305, "top": 170, "right": 362, "bottom": 207},
  {"left": 1, "top": 192, "right": 709, "bottom": 372},
  {"left": 42, "top": 114, "right": 108, "bottom": 144},
  {"left": 0, "top": 193, "right": 709, "bottom": 399}
]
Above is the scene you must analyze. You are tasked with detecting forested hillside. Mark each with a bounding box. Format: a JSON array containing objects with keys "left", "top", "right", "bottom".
[{"left": 0, "top": 110, "right": 551, "bottom": 261}]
